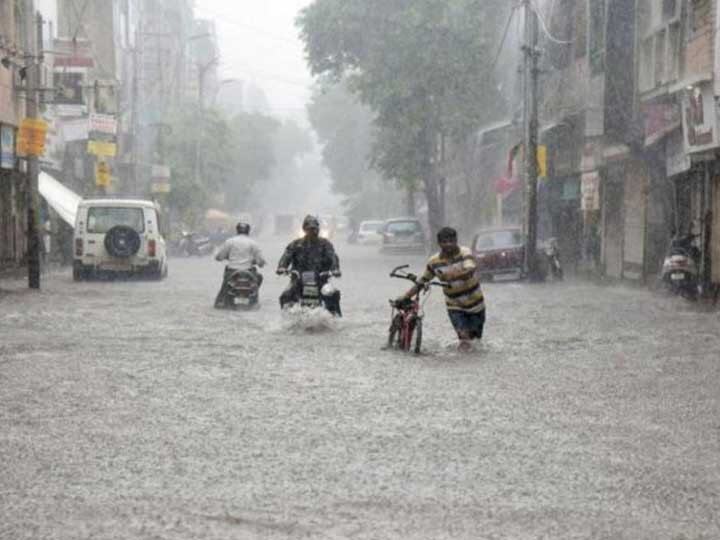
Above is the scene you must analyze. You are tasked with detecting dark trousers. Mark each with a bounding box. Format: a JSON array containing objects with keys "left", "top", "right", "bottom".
[{"left": 215, "top": 267, "right": 263, "bottom": 308}]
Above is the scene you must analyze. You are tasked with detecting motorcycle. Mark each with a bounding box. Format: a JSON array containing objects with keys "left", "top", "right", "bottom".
[
  {"left": 282, "top": 270, "right": 341, "bottom": 316},
  {"left": 660, "top": 233, "right": 700, "bottom": 299},
  {"left": 177, "top": 231, "right": 214, "bottom": 257},
  {"left": 222, "top": 267, "right": 260, "bottom": 309},
  {"left": 543, "top": 238, "right": 563, "bottom": 280}
]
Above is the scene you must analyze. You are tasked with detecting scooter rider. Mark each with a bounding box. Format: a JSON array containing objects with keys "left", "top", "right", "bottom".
[
  {"left": 214, "top": 222, "right": 266, "bottom": 308},
  {"left": 276, "top": 214, "right": 342, "bottom": 316}
]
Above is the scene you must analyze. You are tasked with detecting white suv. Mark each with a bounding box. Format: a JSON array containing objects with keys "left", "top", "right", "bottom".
[{"left": 73, "top": 199, "right": 168, "bottom": 281}]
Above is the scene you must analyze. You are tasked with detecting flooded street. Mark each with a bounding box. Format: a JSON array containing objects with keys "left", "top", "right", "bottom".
[{"left": 1, "top": 238, "right": 719, "bottom": 540}]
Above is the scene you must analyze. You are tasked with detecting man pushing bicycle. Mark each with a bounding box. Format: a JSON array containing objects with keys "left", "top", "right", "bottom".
[{"left": 396, "top": 226, "right": 485, "bottom": 350}]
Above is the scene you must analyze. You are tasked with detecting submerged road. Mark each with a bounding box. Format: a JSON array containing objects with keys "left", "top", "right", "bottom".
[{"left": 1, "top": 238, "right": 719, "bottom": 539}]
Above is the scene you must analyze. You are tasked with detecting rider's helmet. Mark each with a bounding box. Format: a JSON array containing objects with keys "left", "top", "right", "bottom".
[
  {"left": 302, "top": 215, "right": 320, "bottom": 231},
  {"left": 236, "top": 222, "right": 251, "bottom": 235}
]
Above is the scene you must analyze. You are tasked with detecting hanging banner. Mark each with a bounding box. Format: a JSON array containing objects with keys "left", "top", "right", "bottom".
[{"left": 1, "top": 125, "right": 15, "bottom": 169}]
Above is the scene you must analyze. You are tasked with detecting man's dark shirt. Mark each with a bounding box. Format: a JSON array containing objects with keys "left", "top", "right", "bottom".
[{"left": 277, "top": 237, "right": 340, "bottom": 274}]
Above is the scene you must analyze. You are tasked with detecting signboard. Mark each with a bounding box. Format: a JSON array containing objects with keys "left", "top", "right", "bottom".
[
  {"left": 61, "top": 118, "right": 89, "bottom": 142},
  {"left": 89, "top": 113, "right": 117, "bottom": 135},
  {"left": 682, "top": 82, "right": 720, "bottom": 154},
  {"left": 150, "top": 164, "right": 171, "bottom": 193},
  {"left": 95, "top": 161, "right": 110, "bottom": 187},
  {"left": 87, "top": 140, "right": 117, "bottom": 157},
  {"left": 87, "top": 113, "right": 117, "bottom": 157},
  {"left": 1, "top": 125, "right": 15, "bottom": 169},
  {"left": 537, "top": 145, "right": 547, "bottom": 178},
  {"left": 581, "top": 171, "right": 600, "bottom": 211},
  {"left": 16, "top": 118, "right": 48, "bottom": 157}
]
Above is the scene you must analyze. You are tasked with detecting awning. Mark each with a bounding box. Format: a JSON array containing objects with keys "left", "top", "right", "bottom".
[{"left": 39, "top": 171, "right": 81, "bottom": 226}]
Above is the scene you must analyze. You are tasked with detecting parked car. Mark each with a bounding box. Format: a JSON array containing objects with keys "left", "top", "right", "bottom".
[
  {"left": 380, "top": 217, "right": 426, "bottom": 253},
  {"left": 73, "top": 199, "right": 168, "bottom": 281},
  {"left": 471, "top": 227, "right": 525, "bottom": 281},
  {"left": 356, "top": 220, "right": 384, "bottom": 245}
]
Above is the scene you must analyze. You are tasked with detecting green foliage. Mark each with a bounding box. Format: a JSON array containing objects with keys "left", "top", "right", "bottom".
[
  {"left": 298, "top": 0, "right": 507, "bottom": 231},
  {"left": 163, "top": 104, "right": 282, "bottom": 224}
]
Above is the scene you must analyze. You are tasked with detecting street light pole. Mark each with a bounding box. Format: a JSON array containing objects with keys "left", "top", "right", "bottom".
[
  {"left": 522, "top": 0, "right": 541, "bottom": 281},
  {"left": 24, "top": 1, "right": 42, "bottom": 289}
]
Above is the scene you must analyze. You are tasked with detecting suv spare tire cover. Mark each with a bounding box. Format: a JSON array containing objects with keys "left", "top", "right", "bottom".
[{"left": 104, "top": 225, "right": 141, "bottom": 258}]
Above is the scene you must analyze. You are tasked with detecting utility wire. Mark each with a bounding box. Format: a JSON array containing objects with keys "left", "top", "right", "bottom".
[
  {"left": 488, "top": 6, "right": 519, "bottom": 73},
  {"left": 530, "top": 0, "right": 573, "bottom": 45}
]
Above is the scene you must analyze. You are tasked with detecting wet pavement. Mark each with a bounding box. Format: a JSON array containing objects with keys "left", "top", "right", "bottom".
[{"left": 1, "top": 238, "right": 719, "bottom": 539}]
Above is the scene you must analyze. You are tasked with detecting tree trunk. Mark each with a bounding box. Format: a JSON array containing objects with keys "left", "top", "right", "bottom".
[{"left": 405, "top": 188, "right": 416, "bottom": 216}]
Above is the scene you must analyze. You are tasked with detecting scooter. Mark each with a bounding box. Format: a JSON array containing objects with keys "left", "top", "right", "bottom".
[
  {"left": 177, "top": 231, "right": 214, "bottom": 257},
  {"left": 660, "top": 233, "right": 700, "bottom": 300},
  {"left": 223, "top": 268, "right": 260, "bottom": 309}
]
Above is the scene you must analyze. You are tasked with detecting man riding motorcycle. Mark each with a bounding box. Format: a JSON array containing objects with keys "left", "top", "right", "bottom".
[
  {"left": 214, "top": 222, "right": 266, "bottom": 308},
  {"left": 276, "top": 214, "right": 342, "bottom": 316}
]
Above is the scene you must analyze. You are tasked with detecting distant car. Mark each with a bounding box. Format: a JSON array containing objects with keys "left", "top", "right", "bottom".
[
  {"left": 380, "top": 217, "right": 426, "bottom": 253},
  {"left": 356, "top": 220, "right": 384, "bottom": 245},
  {"left": 73, "top": 199, "right": 168, "bottom": 281},
  {"left": 472, "top": 227, "right": 525, "bottom": 281}
]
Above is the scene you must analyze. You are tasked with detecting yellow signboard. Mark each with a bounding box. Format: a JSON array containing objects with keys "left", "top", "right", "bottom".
[
  {"left": 87, "top": 140, "right": 117, "bottom": 157},
  {"left": 16, "top": 117, "right": 48, "bottom": 156},
  {"left": 537, "top": 145, "right": 548, "bottom": 178},
  {"left": 95, "top": 161, "right": 111, "bottom": 187}
]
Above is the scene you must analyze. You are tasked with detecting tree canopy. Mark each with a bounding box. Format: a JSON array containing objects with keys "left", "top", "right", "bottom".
[{"left": 297, "top": 0, "right": 506, "bottom": 233}]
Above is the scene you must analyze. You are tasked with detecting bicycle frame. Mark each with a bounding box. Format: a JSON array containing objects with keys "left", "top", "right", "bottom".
[{"left": 388, "top": 264, "right": 444, "bottom": 353}]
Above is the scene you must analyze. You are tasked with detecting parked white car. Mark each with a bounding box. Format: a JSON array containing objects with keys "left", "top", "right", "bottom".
[
  {"left": 356, "top": 220, "right": 384, "bottom": 245},
  {"left": 73, "top": 199, "right": 168, "bottom": 281}
]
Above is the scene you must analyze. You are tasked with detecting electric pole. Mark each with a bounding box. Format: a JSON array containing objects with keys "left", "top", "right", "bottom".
[
  {"left": 24, "top": 1, "right": 41, "bottom": 289},
  {"left": 522, "top": 0, "right": 541, "bottom": 281}
]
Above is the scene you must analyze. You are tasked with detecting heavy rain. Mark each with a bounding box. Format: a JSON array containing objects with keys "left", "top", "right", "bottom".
[{"left": 1, "top": 1, "right": 720, "bottom": 539}]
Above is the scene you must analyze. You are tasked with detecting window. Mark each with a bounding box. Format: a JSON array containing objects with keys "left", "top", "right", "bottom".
[
  {"left": 385, "top": 221, "right": 421, "bottom": 234},
  {"left": 87, "top": 207, "right": 145, "bottom": 234},
  {"left": 638, "top": 0, "right": 683, "bottom": 92}
]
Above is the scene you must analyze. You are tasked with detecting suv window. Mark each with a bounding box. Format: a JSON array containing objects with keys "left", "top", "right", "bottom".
[
  {"left": 386, "top": 221, "right": 421, "bottom": 234},
  {"left": 87, "top": 207, "right": 145, "bottom": 234}
]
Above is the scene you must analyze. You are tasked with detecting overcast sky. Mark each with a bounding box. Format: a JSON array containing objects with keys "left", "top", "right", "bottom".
[{"left": 194, "top": 0, "right": 315, "bottom": 122}]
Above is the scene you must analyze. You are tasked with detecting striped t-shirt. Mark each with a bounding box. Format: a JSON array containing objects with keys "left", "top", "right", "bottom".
[{"left": 418, "top": 246, "right": 485, "bottom": 313}]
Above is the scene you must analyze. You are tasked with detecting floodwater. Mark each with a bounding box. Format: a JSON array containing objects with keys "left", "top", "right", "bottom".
[{"left": 1, "top": 238, "right": 719, "bottom": 539}]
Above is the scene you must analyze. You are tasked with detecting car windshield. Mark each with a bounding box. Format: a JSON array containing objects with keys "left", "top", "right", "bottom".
[
  {"left": 475, "top": 230, "right": 523, "bottom": 250},
  {"left": 360, "top": 222, "right": 382, "bottom": 232},
  {"left": 87, "top": 207, "right": 145, "bottom": 234},
  {"left": 386, "top": 221, "right": 420, "bottom": 234}
]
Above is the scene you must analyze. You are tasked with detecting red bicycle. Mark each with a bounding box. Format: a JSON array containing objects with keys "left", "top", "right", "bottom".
[{"left": 388, "top": 264, "right": 445, "bottom": 354}]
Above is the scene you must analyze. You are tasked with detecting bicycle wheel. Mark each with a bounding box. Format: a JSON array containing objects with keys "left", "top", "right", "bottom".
[
  {"left": 400, "top": 318, "right": 414, "bottom": 351},
  {"left": 413, "top": 317, "right": 423, "bottom": 354},
  {"left": 387, "top": 314, "right": 401, "bottom": 349}
]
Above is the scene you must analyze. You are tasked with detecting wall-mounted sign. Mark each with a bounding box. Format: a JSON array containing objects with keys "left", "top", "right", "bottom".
[
  {"left": 95, "top": 160, "right": 111, "bottom": 187},
  {"left": 682, "top": 82, "right": 719, "bottom": 154},
  {"left": 581, "top": 171, "right": 600, "bottom": 211},
  {"left": 1, "top": 125, "right": 16, "bottom": 169}
]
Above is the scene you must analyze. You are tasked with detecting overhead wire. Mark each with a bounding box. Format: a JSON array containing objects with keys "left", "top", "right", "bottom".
[
  {"left": 488, "top": 5, "right": 519, "bottom": 73},
  {"left": 530, "top": 0, "right": 573, "bottom": 45}
]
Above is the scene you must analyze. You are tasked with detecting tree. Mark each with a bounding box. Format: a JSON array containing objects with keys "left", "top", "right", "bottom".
[
  {"left": 163, "top": 104, "right": 279, "bottom": 227},
  {"left": 297, "top": 0, "right": 506, "bottom": 237}
]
